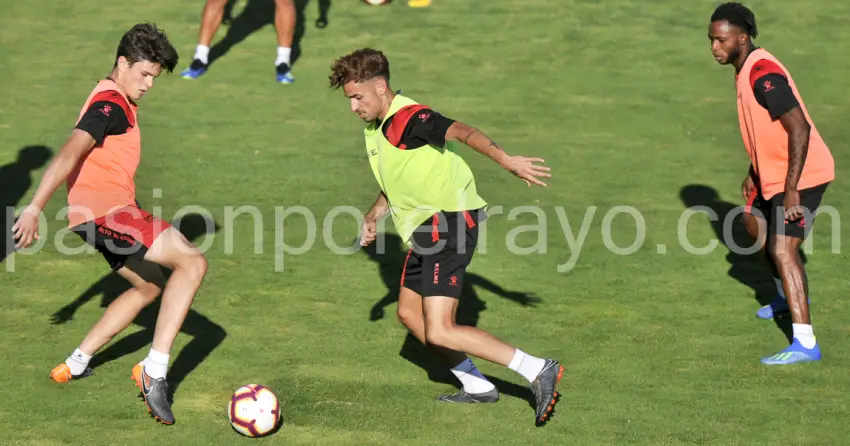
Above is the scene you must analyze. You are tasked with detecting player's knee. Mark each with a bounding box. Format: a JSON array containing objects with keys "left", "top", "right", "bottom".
[
  {"left": 175, "top": 252, "right": 208, "bottom": 282},
  {"left": 767, "top": 243, "right": 798, "bottom": 268},
  {"left": 274, "top": 0, "right": 293, "bottom": 8},
  {"left": 137, "top": 281, "right": 163, "bottom": 303},
  {"left": 396, "top": 306, "right": 419, "bottom": 329},
  {"left": 189, "top": 253, "right": 209, "bottom": 280},
  {"left": 424, "top": 323, "right": 454, "bottom": 349}
]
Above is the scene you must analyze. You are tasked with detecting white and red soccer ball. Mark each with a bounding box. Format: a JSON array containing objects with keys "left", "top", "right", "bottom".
[
  {"left": 227, "top": 384, "right": 282, "bottom": 437},
  {"left": 363, "top": 0, "right": 391, "bottom": 5}
]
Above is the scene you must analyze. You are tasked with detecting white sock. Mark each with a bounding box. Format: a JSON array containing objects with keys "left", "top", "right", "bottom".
[
  {"left": 774, "top": 277, "right": 786, "bottom": 300},
  {"left": 450, "top": 358, "right": 495, "bottom": 394},
  {"left": 793, "top": 324, "right": 816, "bottom": 349},
  {"left": 65, "top": 348, "right": 92, "bottom": 376},
  {"left": 275, "top": 46, "right": 291, "bottom": 67},
  {"left": 508, "top": 349, "right": 546, "bottom": 383},
  {"left": 194, "top": 45, "right": 210, "bottom": 64},
  {"left": 143, "top": 348, "right": 170, "bottom": 379}
]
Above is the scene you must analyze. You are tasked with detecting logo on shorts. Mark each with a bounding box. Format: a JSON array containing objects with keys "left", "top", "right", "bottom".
[
  {"left": 449, "top": 276, "right": 458, "bottom": 286},
  {"left": 433, "top": 263, "right": 440, "bottom": 285}
]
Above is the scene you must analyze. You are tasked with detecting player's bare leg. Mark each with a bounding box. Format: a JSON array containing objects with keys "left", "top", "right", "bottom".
[
  {"left": 50, "top": 258, "right": 164, "bottom": 383},
  {"left": 771, "top": 235, "right": 810, "bottom": 323},
  {"left": 130, "top": 227, "right": 209, "bottom": 424},
  {"left": 273, "top": 0, "right": 296, "bottom": 83},
  {"left": 182, "top": 0, "right": 229, "bottom": 79},
  {"left": 396, "top": 287, "right": 498, "bottom": 402},
  {"left": 742, "top": 212, "right": 793, "bottom": 319},
  {"left": 761, "top": 233, "right": 820, "bottom": 364},
  {"left": 422, "top": 296, "right": 563, "bottom": 423}
]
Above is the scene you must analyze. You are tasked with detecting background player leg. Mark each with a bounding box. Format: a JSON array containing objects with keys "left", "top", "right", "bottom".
[
  {"left": 273, "top": 0, "right": 296, "bottom": 83},
  {"left": 181, "top": 0, "right": 229, "bottom": 78},
  {"left": 761, "top": 233, "right": 820, "bottom": 364},
  {"left": 50, "top": 258, "right": 164, "bottom": 382},
  {"left": 396, "top": 287, "right": 497, "bottom": 400},
  {"left": 422, "top": 296, "right": 563, "bottom": 423}
]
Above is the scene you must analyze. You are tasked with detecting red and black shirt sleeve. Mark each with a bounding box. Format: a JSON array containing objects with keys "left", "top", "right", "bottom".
[
  {"left": 74, "top": 90, "right": 134, "bottom": 145},
  {"left": 749, "top": 59, "right": 800, "bottom": 121},
  {"left": 381, "top": 105, "right": 456, "bottom": 150}
]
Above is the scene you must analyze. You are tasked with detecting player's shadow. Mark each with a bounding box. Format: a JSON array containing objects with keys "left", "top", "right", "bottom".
[
  {"left": 49, "top": 213, "right": 226, "bottom": 398},
  {"left": 209, "top": 0, "right": 332, "bottom": 68},
  {"left": 363, "top": 232, "right": 539, "bottom": 409},
  {"left": 680, "top": 184, "right": 794, "bottom": 342},
  {"left": 2, "top": 145, "right": 52, "bottom": 263}
]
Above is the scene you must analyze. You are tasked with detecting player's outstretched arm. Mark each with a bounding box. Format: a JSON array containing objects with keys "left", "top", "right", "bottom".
[
  {"left": 445, "top": 122, "right": 551, "bottom": 187},
  {"left": 11, "top": 129, "right": 96, "bottom": 249}
]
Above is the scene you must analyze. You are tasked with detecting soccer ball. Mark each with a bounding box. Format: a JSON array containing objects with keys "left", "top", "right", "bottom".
[
  {"left": 227, "top": 384, "right": 282, "bottom": 437},
  {"left": 363, "top": 0, "right": 391, "bottom": 5}
]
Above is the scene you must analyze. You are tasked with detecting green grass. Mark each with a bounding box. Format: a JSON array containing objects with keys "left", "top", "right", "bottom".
[{"left": 2, "top": 0, "right": 850, "bottom": 444}]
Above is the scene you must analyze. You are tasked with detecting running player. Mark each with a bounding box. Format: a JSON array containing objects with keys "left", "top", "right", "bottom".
[
  {"left": 180, "top": 0, "right": 297, "bottom": 83},
  {"left": 329, "top": 48, "right": 563, "bottom": 425},
  {"left": 12, "top": 24, "right": 208, "bottom": 424},
  {"left": 708, "top": 3, "right": 834, "bottom": 364}
]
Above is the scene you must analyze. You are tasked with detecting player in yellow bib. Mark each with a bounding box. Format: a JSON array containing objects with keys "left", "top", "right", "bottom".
[{"left": 329, "top": 48, "right": 563, "bottom": 425}]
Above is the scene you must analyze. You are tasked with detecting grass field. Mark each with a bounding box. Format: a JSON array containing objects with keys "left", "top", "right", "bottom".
[{"left": 3, "top": 0, "right": 850, "bottom": 444}]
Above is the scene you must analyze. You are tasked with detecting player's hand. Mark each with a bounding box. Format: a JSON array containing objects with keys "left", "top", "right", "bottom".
[
  {"left": 783, "top": 188, "right": 804, "bottom": 222},
  {"left": 741, "top": 175, "right": 756, "bottom": 201},
  {"left": 11, "top": 204, "right": 42, "bottom": 249},
  {"left": 499, "top": 155, "right": 551, "bottom": 187},
  {"left": 360, "top": 217, "right": 377, "bottom": 246}
]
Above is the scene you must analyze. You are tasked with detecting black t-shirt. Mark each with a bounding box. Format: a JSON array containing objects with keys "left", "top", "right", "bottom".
[
  {"left": 74, "top": 89, "right": 133, "bottom": 145},
  {"left": 381, "top": 105, "right": 455, "bottom": 150},
  {"left": 749, "top": 58, "right": 800, "bottom": 121}
]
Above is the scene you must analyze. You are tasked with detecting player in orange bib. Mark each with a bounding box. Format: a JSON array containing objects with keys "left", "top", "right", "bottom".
[
  {"left": 708, "top": 3, "right": 834, "bottom": 365},
  {"left": 12, "top": 24, "right": 207, "bottom": 424}
]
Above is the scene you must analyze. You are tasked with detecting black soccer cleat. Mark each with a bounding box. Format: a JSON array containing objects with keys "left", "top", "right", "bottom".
[
  {"left": 437, "top": 387, "right": 500, "bottom": 403},
  {"left": 132, "top": 364, "right": 175, "bottom": 425},
  {"left": 530, "top": 359, "right": 564, "bottom": 424}
]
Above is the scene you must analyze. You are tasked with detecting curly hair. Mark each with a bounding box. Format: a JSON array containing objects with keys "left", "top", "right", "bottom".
[
  {"left": 329, "top": 48, "right": 390, "bottom": 89},
  {"left": 114, "top": 23, "right": 179, "bottom": 73},
  {"left": 711, "top": 2, "right": 758, "bottom": 39}
]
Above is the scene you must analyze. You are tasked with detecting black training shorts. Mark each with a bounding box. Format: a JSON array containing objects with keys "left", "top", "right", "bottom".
[
  {"left": 746, "top": 182, "right": 829, "bottom": 239},
  {"left": 401, "top": 208, "right": 484, "bottom": 299}
]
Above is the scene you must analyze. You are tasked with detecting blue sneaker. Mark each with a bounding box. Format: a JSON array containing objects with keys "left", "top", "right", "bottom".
[
  {"left": 181, "top": 59, "right": 208, "bottom": 79},
  {"left": 276, "top": 63, "right": 295, "bottom": 84},
  {"left": 756, "top": 296, "right": 811, "bottom": 319},
  {"left": 756, "top": 296, "right": 789, "bottom": 319},
  {"left": 761, "top": 338, "right": 821, "bottom": 365}
]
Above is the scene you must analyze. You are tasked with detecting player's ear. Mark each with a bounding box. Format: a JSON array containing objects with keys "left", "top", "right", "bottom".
[
  {"left": 116, "top": 56, "right": 130, "bottom": 73},
  {"left": 375, "top": 78, "right": 388, "bottom": 95}
]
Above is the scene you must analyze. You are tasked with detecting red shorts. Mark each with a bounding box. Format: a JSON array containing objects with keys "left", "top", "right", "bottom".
[{"left": 71, "top": 205, "right": 171, "bottom": 270}]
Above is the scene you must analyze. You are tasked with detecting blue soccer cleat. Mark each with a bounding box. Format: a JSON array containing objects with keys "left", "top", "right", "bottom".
[
  {"left": 276, "top": 63, "right": 295, "bottom": 84},
  {"left": 756, "top": 296, "right": 811, "bottom": 319},
  {"left": 181, "top": 59, "right": 208, "bottom": 79},
  {"left": 761, "top": 338, "right": 821, "bottom": 365},
  {"left": 756, "top": 296, "right": 790, "bottom": 319}
]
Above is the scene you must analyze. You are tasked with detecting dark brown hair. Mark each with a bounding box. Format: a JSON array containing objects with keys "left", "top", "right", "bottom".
[
  {"left": 329, "top": 48, "right": 390, "bottom": 89},
  {"left": 114, "top": 23, "right": 179, "bottom": 73}
]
